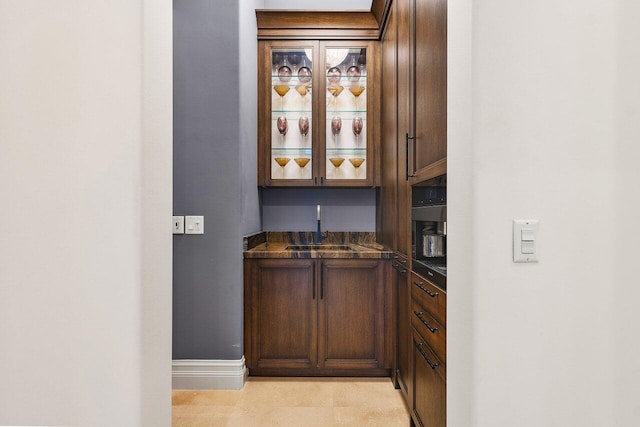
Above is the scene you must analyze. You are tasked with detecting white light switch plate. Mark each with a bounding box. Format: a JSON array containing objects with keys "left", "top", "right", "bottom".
[
  {"left": 185, "top": 216, "right": 204, "bottom": 234},
  {"left": 513, "top": 219, "right": 539, "bottom": 263},
  {"left": 173, "top": 216, "right": 184, "bottom": 234}
]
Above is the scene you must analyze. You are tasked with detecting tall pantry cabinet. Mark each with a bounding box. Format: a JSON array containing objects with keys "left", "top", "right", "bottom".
[{"left": 378, "top": 0, "right": 447, "bottom": 426}]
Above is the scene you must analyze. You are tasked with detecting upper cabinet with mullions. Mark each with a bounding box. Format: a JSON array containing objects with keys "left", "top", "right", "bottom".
[{"left": 258, "top": 39, "right": 380, "bottom": 187}]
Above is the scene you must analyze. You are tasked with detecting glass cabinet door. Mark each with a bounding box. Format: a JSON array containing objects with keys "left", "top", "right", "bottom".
[
  {"left": 270, "top": 47, "right": 314, "bottom": 181},
  {"left": 323, "top": 46, "right": 368, "bottom": 181}
]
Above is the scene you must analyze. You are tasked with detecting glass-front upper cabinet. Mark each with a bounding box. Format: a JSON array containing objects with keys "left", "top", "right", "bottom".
[{"left": 258, "top": 40, "right": 378, "bottom": 187}]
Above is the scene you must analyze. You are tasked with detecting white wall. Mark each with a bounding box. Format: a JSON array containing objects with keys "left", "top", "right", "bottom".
[
  {"left": 449, "top": 0, "right": 640, "bottom": 426},
  {"left": 0, "top": 0, "right": 172, "bottom": 425}
]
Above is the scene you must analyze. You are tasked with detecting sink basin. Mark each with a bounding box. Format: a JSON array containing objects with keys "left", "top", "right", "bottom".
[{"left": 285, "top": 244, "right": 353, "bottom": 251}]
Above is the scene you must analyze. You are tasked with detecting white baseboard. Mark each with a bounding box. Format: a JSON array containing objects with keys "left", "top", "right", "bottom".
[{"left": 172, "top": 357, "right": 247, "bottom": 390}]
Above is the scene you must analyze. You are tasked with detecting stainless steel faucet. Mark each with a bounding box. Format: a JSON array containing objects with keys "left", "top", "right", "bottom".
[{"left": 316, "top": 204, "right": 326, "bottom": 244}]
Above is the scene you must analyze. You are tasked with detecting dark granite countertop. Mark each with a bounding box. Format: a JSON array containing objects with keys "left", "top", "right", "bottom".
[{"left": 243, "top": 232, "right": 393, "bottom": 259}]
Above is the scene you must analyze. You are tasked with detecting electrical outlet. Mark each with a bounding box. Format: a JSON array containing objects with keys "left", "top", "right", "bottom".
[{"left": 173, "top": 216, "right": 184, "bottom": 234}]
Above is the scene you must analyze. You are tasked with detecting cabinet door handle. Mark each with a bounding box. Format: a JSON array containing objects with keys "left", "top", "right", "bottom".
[
  {"left": 320, "top": 262, "right": 324, "bottom": 299},
  {"left": 414, "top": 281, "right": 438, "bottom": 298},
  {"left": 406, "top": 134, "right": 416, "bottom": 180},
  {"left": 415, "top": 342, "right": 439, "bottom": 370},
  {"left": 320, "top": 176, "right": 324, "bottom": 184},
  {"left": 314, "top": 177, "right": 318, "bottom": 185},
  {"left": 312, "top": 263, "right": 316, "bottom": 299},
  {"left": 414, "top": 311, "right": 438, "bottom": 333}
]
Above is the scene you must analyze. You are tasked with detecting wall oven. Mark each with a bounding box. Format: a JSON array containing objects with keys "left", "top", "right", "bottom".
[{"left": 411, "top": 175, "right": 447, "bottom": 290}]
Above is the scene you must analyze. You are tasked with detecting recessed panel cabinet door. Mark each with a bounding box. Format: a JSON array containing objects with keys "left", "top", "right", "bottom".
[
  {"left": 412, "top": 0, "right": 447, "bottom": 174},
  {"left": 251, "top": 259, "right": 317, "bottom": 370},
  {"left": 412, "top": 329, "right": 446, "bottom": 427},
  {"left": 318, "top": 260, "right": 385, "bottom": 369}
]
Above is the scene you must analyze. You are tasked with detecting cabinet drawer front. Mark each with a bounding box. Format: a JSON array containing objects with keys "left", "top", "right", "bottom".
[
  {"left": 412, "top": 328, "right": 446, "bottom": 427},
  {"left": 410, "top": 271, "right": 446, "bottom": 325},
  {"left": 411, "top": 301, "right": 446, "bottom": 363}
]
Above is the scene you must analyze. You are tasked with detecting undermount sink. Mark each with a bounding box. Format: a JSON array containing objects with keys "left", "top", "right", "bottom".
[{"left": 285, "top": 244, "right": 353, "bottom": 251}]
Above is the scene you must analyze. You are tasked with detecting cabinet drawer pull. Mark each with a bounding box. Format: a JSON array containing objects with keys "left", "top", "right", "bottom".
[
  {"left": 415, "top": 342, "right": 439, "bottom": 370},
  {"left": 414, "top": 281, "right": 438, "bottom": 298},
  {"left": 392, "top": 263, "right": 407, "bottom": 274},
  {"left": 414, "top": 311, "right": 438, "bottom": 333}
]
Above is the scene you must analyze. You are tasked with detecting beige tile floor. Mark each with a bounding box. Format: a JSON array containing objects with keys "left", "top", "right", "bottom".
[{"left": 172, "top": 377, "right": 411, "bottom": 427}]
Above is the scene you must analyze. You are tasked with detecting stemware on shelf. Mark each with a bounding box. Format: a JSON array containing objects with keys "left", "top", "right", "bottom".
[
  {"left": 329, "top": 157, "right": 345, "bottom": 168},
  {"left": 294, "top": 157, "right": 311, "bottom": 168},
  {"left": 349, "top": 157, "right": 365, "bottom": 178},
  {"left": 331, "top": 116, "right": 342, "bottom": 136},
  {"left": 297, "top": 60, "right": 312, "bottom": 84},
  {"left": 327, "top": 66, "right": 342, "bottom": 84},
  {"left": 347, "top": 54, "right": 361, "bottom": 82},
  {"left": 274, "top": 157, "right": 291, "bottom": 178},
  {"left": 352, "top": 116, "right": 363, "bottom": 144},
  {"left": 277, "top": 56, "right": 292, "bottom": 83},
  {"left": 298, "top": 116, "right": 309, "bottom": 136},
  {"left": 277, "top": 116, "right": 288, "bottom": 135}
]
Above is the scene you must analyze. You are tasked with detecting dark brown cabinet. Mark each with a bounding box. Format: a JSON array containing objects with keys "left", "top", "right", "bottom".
[
  {"left": 257, "top": 39, "right": 381, "bottom": 187},
  {"left": 380, "top": 2, "right": 412, "bottom": 257},
  {"left": 409, "top": 270, "right": 447, "bottom": 427},
  {"left": 379, "top": 0, "right": 449, "bottom": 423},
  {"left": 412, "top": 328, "right": 446, "bottom": 427},
  {"left": 244, "top": 259, "right": 317, "bottom": 371},
  {"left": 393, "top": 256, "right": 411, "bottom": 398},
  {"left": 244, "top": 258, "right": 391, "bottom": 376},
  {"left": 397, "top": 0, "right": 447, "bottom": 183},
  {"left": 318, "top": 260, "right": 387, "bottom": 370}
]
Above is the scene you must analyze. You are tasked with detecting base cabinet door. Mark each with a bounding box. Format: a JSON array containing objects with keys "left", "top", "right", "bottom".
[
  {"left": 248, "top": 259, "right": 317, "bottom": 370},
  {"left": 412, "top": 329, "right": 446, "bottom": 427},
  {"left": 394, "top": 257, "right": 411, "bottom": 397},
  {"left": 318, "top": 260, "right": 386, "bottom": 370},
  {"left": 245, "top": 258, "right": 391, "bottom": 376}
]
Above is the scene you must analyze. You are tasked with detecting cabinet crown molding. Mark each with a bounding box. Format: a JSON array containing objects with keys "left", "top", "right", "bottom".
[{"left": 255, "top": 0, "right": 391, "bottom": 40}]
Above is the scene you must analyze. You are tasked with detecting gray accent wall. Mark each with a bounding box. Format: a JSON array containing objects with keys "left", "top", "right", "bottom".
[
  {"left": 173, "top": 0, "right": 376, "bottom": 361},
  {"left": 174, "top": 0, "right": 246, "bottom": 360},
  {"left": 262, "top": 188, "right": 376, "bottom": 231}
]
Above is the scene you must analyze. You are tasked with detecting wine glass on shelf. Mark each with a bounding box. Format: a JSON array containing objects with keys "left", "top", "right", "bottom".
[
  {"left": 327, "top": 66, "right": 343, "bottom": 110},
  {"left": 297, "top": 57, "right": 312, "bottom": 84},
  {"left": 274, "top": 156, "right": 291, "bottom": 179},
  {"left": 331, "top": 116, "right": 342, "bottom": 143},
  {"left": 274, "top": 82, "right": 290, "bottom": 143},
  {"left": 329, "top": 156, "right": 345, "bottom": 178},
  {"left": 277, "top": 55, "right": 292, "bottom": 83},
  {"left": 293, "top": 157, "right": 310, "bottom": 168},
  {"left": 352, "top": 116, "right": 363, "bottom": 145},
  {"left": 346, "top": 54, "right": 361, "bottom": 83},
  {"left": 277, "top": 115, "right": 288, "bottom": 137},
  {"left": 329, "top": 157, "right": 345, "bottom": 168},
  {"left": 349, "top": 156, "right": 365, "bottom": 178},
  {"left": 298, "top": 116, "right": 309, "bottom": 137}
]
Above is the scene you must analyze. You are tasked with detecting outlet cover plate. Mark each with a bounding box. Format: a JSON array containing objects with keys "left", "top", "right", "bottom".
[{"left": 173, "top": 216, "right": 184, "bottom": 234}]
